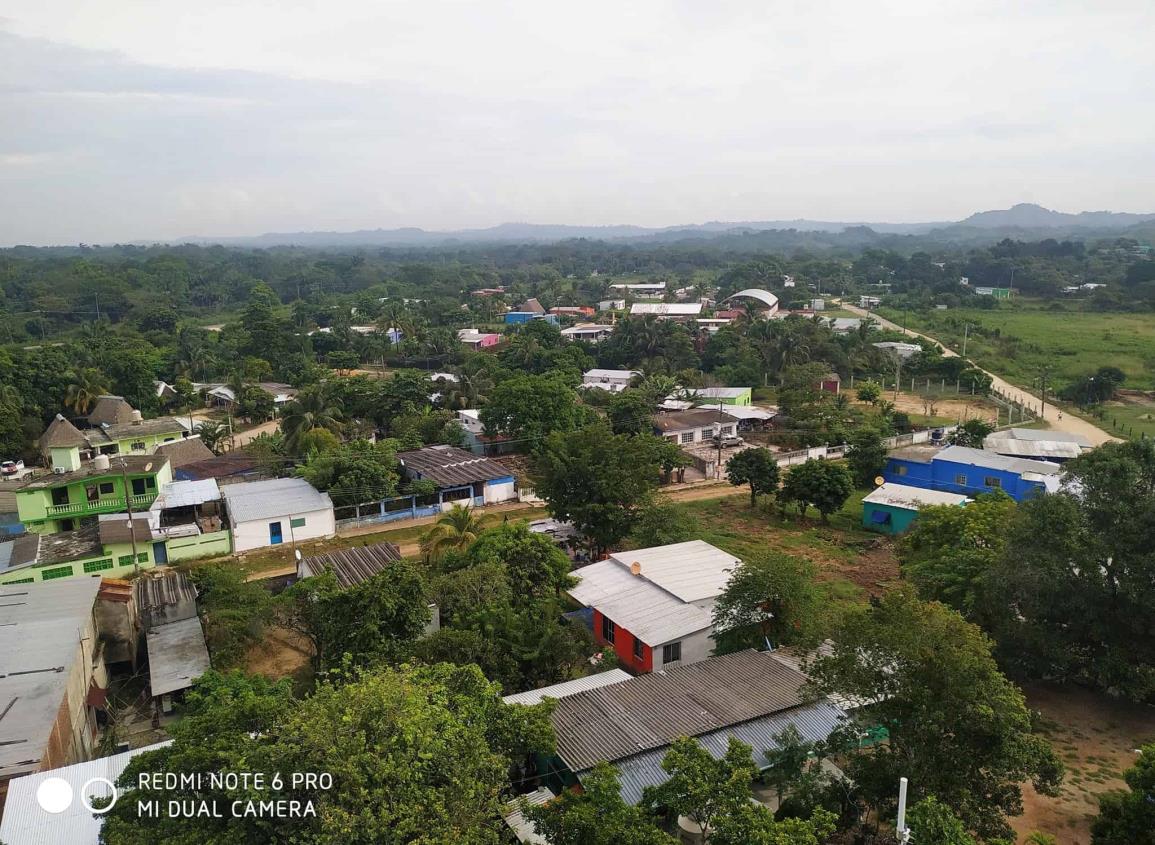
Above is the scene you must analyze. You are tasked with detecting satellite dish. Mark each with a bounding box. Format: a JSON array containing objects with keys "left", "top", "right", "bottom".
[
  {"left": 874, "top": 476, "right": 885, "bottom": 487},
  {"left": 294, "top": 549, "right": 303, "bottom": 561}
]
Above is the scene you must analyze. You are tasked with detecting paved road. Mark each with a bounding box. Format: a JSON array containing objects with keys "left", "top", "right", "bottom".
[{"left": 843, "top": 303, "right": 1118, "bottom": 447}]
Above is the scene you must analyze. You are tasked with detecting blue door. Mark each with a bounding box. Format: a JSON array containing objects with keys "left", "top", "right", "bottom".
[
  {"left": 152, "top": 542, "right": 168, "bottom": 564},
  {"left": 269, "top": 521, "right": 283, "bottom": 545}
]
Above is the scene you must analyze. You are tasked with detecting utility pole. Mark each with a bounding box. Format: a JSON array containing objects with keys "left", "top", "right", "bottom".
[
  {"left": 896, "top": 777, "right": 911, "bottom": 843},
  {"left": 1037, "top": 365, "right": 1052, "bottom": 420},
  {"left": 892, "top": 350, "right": 902, "bottom": 403},
  {"left": 962, "top": 322, "right": 970, "bottom": 358}
]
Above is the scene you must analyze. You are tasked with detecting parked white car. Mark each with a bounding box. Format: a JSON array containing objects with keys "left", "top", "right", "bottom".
[{"left": 1, "top": 460, "right": 25, "bottom": 477}]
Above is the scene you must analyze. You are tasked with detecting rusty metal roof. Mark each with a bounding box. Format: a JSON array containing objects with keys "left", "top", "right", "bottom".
[
  {"left": 397, "top": 445, "right": 513, "bottom": 487},
  {"left": 651, "top": 409, "right": 739, "bottom": 433},
  {"left": 551, "top": 650, "right": 812, "bottom": 771},
  {"left": 298, "top": 541, "right": 402, "bottom": 588}
]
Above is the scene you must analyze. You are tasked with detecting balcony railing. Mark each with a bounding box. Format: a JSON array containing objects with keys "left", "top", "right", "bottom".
[{"left": 46, "top": 493, "right": 157, "bottom": 517}]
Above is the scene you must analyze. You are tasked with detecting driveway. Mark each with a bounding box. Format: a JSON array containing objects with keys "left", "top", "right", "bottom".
[{"left": 842, "top": 302, "right": 1118, "bottom": 446}]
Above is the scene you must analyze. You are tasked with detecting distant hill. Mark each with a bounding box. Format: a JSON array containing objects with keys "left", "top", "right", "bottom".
[
  {"left": 960, "top": 203, "right": 1155, "bottom": 230},
  {"left": 166, "top": 204, "right": 1155, "bottom": 248}
]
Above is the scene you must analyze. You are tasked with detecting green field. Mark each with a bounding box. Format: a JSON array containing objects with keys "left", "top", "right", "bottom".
[{"left": 878, "top": 304, "right": 1155, "bottom": 391}]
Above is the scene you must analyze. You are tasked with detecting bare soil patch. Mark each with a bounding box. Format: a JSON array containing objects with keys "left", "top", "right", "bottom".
[
  {"left": 245, "top": 625, "right": 314, "bottom": 691},
  {"left": 1013, "top": 682, "right": 1155, "bottom": 844}
]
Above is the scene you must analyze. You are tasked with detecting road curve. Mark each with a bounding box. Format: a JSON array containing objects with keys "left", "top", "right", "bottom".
[{"left": 841, "top": 303, "right": 1118, "bottom": 447}]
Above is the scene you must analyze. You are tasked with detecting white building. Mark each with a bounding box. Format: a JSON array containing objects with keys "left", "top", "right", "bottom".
[
  {"left": 597, "top": 298, "right": 626, "bottom": 311},
  {"left": 568, "top": 541, "right": 742, "bottom": 673},
  {"left": 560, "top": 323, "right": 614, "bottom": 343},
  {"left": 220, "top": 477, "right": 335, "bottom": 553},
  {"left": 652, "top": 409, "right": 740, "bottom": 444},
  {"left": 581, "top": 368, "right": 639, "bottom": 393},
  {"left": 629, "top": 302, "right": 703, "bottom": 320},
  {"left": 872, "top": 341, "right": 923, "bottom": 359}
]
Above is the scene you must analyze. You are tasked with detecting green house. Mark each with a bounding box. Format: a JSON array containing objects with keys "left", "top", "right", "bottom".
[
  {"left": 15, "top": 450, "right": 173, "bottom": 535},
  {"left": 698, "top": 387, "right": 753, "bottom": 406},
  {"left": 39, "top": 408, "right": 190, "bottom": 466},
  {"left": 861, "top": 482, "right": 969, "bottom": 534}
]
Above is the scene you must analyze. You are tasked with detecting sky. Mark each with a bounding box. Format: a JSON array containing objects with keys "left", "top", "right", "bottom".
[{"left": 2, "top": 0, "right": 1154, "bottom": 245}]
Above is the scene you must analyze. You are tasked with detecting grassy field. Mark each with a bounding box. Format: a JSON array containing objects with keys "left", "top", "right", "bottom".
[{"left": 877, "top": 304, "right": 1155, "bottom": 390}]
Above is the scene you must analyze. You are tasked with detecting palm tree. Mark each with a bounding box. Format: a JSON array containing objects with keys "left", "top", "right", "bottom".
[
  {"left": 195, "top": 419, "right": 230, "bottom": 454},
  {"left": 419, "top": 505, "right": 483, "bottom": 562},
  {"left": 280, "top": 383, "right": 343, "bottom": 453},
  {"left": 64, "top": 367, "right": 111, "bottom": 416}
]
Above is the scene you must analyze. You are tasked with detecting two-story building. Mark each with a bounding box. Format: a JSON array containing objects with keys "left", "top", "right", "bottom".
[
  {"left": 40, "top": 411, "right": 190, "bottom": 465},
  {"left": 567, "top": 540, "right": 740, "bottom": 674},
  {"left": 883, "top": 444, "right": 1062, "bottom": 501}
]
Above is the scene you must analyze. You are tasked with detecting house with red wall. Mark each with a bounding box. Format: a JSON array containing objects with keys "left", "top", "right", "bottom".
[{"left": 566, "top": 540, "right": 740, "bottom": 674}]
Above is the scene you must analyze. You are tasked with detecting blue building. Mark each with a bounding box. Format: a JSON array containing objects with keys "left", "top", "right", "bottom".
[
  {"left": 883, "top": 444, "right": 1061, "bottom": 502},
  {"left": 505, "top": 312, "right": 559, "bottom": 325}
]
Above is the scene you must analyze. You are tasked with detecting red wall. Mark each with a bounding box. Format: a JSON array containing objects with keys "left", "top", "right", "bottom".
[{"left": 592, "top": 609, "right": 653, "bottom": 673}]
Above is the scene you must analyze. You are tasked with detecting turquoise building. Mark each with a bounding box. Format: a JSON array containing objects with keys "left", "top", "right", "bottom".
[{"left": 861, "top": 482, "right": 969, "bottom": 534}]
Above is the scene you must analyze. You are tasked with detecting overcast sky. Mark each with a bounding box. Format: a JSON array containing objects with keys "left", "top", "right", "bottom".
[{"left": 2, "top": 1, "right": 1154, "bottom": 245}]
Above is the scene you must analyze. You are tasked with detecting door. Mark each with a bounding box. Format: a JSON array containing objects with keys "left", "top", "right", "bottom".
[
  {"left": 131, "top": 478, "right": 147, "bottom": 496},
  {"left": 152, "top": 542, "right": 168, "bottom": 565},
  {"left": 269, "top": 521, "right": 283, "bottom": 545}
]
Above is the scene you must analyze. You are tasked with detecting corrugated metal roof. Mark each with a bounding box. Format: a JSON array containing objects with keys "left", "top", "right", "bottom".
[
  {"left": 152, "top": 437, "right": 215, "bottom": 468},
  {"left": 298, "top": 541, "right": 402, "bottom": 588},
  {"left": 146, "top": 616, "right": 211, "bottom": 697},
  {"left": 694, "top": 403, "right": 775, "bottom": 420},
  {"left": 97, "top": 516, "right": 156, "bottom": 545},
  {"left": 583, "top": 369, "right": 639, "bottom": 381},
  {"left": 133, "top": 570, "right": 198, "bottom": 625},
  {"left": 992, "top": 427, "right": 1092, "bottom": 447},
  {"left": 397, "top": 445, "right": 513, "bottom": 487},
  {"left": 983, "top": 439, "right": 1082, "bottom": 460},
  {"left": 935, "top": 445, "right": 1062, "bottom": 476},
  {"left": 630, "top": 303, "right": 703, "bottom": 316},
  {"left": 608, "top": 541, "right": 739, "bottom": 604},
  {"left": 152, "top": 478, "right": 221, "bottom": 509},
  {"left": 652, "top": 409, "right": 740, "bottom": 433},
  {"left": 0, "top": 740, "right": 173, "bottom": 845},
  {"left": 551, "top": 651, "right": 813, "bottom": 772},
  {"left": 501, "top": 787, "right": 554, "bottom": 844},
  {"left": 0, "top": 533, "right": 39, "bottom": 572},
  {"left": 862, "top": 483, "right": 969, "bottom": 510},
  {"left": 0, "top": 579, "right": 102, "bottom": 779},
  {"left": 568, "top": 561, "right": 713, "bottom": 645},
  {"left": 597, "top": 699, "right": 847, "bottom": 805},
  {"left": 502, "top": 669, "right": 633, "bottom": 706},
  {"left": 220, "top": 477, "right": 332, "bottom": 524},
  {"left": 698, "top": 387, "right": 750, "bottom": 398}
]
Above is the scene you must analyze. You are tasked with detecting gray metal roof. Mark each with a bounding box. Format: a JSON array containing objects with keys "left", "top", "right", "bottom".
[
  {"left": 501, "top": 786, "right": 554, "bottom": 844},
  {"left": 862, "top": 483, "right": 969, "bottom": 510},
  {"left": 220, "top": 477, "right": 333, "bottom": 524},
  {"left": 397, "top": 445, "right": 513, "bottom": 487},
  {"left": 0, "top": 534, "right": 39, "bottom": 573},
  {"left": 982, "top": 438, "right": 1083, "bottom": 460},
  {"left": 134, "top": 571, "right": 199, "bottom": 626},
  {"left": 991, "top": 427, "right": 1092, "bottom": 446},
  {"left": 0, "top": 740, "right": 173, "bottom": 845},
  {"left": 152, "top": 478, "right": 221, "bottom": 509},
  {"left": 550, "top": 651, "right": 814, "bottom": 772},
  {"left": 298, "top": 541, "right": 402, "bottom": 588},
  {"left": 652, "top": 409, "right": 740, "bottom": 433},
  {"left": 502, "top": 669, "right": 633, "bottom": 706},
  {"left": 597, "top": 699, "right": 848, "bottom": 805},
  {"left": 0, "top": 579, "right": 102, "bottom": 779},
  {"left": 146, "top": 616, "right": 211, "bottom": 697},
  {"left": 97, "top": 516, "right": 155, "bottom": 545},
  {"left": 935, "top": 444, "right": 1062, "bottom": 476},
  {"left": 607, "top": 540, "right": 740, "bottom": 604}
]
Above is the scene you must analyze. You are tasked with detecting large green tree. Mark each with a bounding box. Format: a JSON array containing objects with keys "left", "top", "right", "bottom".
[
  {"left": 845, "top": 427, "right": 889, "bottom": 487},
  {"left": 810, "top": 589, "right": 1063, "bottom": 841},
  {"left": 711, "top": 552, "right": 823, "bottom": 653},
  {"left": 778, "top": 459, "right": 854, "bottom": 522},
  {"left": 989, "top": 440, "right": 1155, "bottom": 701},
  {"left": 725, "top": 447, "right": 780, "bottom": 507},
  {"left": 480, "top": 373, "right": 586, "bottom": 442},
  {"left": 1092, "top": 743, "right": 1155, "bottom": 845},
  {"left": 298, "top": 439, "right": 399, "bottom": 508},
  {"left": 533, "top": 421, "right": 672, "bottom": 555}
]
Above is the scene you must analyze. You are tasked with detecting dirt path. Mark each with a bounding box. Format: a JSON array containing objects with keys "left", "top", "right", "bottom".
[{"left": 842, "top": 303, "right": 1118, "bottom": 446}]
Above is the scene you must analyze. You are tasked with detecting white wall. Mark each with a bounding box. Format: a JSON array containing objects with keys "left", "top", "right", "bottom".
[
  {"left": 652, "top": 627, "right": 714, "bottom": 671},
  {"left": 231, "top": 506, "right": 335, "bottom": 553},
  {"left": 483, "top": 479, "right": 517, "bottom": 504}
]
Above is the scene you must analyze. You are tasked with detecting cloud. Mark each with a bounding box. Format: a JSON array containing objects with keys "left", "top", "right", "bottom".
[{"left": 1, "top": 1, "right": 1154, "bottom": 245}]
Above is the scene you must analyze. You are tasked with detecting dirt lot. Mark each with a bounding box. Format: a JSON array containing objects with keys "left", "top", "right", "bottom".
[
  {"left": 884, "top": 391, "right": 998, "bottom": 424},
  {"left": 1014, "top": 683, "right": 1155, "bottom": 844},
  {"left": 245, "top": 625, "right": 314, "bottom": 692}
]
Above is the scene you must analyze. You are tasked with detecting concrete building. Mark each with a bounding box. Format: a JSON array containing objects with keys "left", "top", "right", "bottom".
[
  {"left": 0, "top": 579, "right": 108, "bottom": 803},
  {"left": 628, "top": 302, "right": 703, "bottom": 320},
  {"left": 568, "top": 540, "right": 741, "bottom": 674},
  {"left": 581, "top": 368, "right": 639, "bottom": 393},
  {"left": 861, "top": 482, "right": 969, "bottom": 534},
  {"left": 883, "top": 444, "right": 1062, "bottom": 501},
  {"left": 542, "top": 651, "right": 848, "bottom": 805},
  {"left": 652, "top": 409, "right": 740, "bottom": 445},
  {"left": 220, "top": 477, "right": 335, "bottom": 553},
  {"left": 872, "top": 341, "right": 923, "bottom": 359},
  {"left": 397, "top": 445, "right": 517, "bottom": 506},
  {"left": 560, "top": 323, "right": 614, "bottom": 343},
  {"left": 457, "top": 328, "right": 501, "bottom": 349},
  {"left": 504, "top": 312, "right": 559, "bottom": 325},
  {"left": 694, "top": 387, "right": 752, "bottom": 406}
]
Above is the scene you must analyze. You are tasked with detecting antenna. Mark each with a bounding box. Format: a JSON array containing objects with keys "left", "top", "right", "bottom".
[{"left": 896, "top": 777, "right": 911, "bottom": 843}]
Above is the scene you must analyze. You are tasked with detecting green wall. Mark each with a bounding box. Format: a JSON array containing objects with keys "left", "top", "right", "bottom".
[
  {"left": 0, "top": 540, "right": 154, "bottom": 585},
  {"left": 861, "top": 502, "right": 919, "bottom": 535},
  {"left": 165, "top": 529, "right": 232, "bottom": 561},
  {"left": 18, "top": 462, "right": 173, "bottom": 533}
]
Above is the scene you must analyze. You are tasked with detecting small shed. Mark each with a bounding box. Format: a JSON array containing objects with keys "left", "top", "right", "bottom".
[
  {"left": 146, "top": 616, "right": 211, "bottom": 711},
  {"left": 819, "top": 372, "right": 841, "bottom": 394},
  {"left": 861, "top": 483, "right": 969, "bottom": 534}
]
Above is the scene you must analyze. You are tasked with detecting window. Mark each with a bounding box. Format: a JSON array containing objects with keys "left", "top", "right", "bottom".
[
  {"left": 118, "top": 555, "right": 134, "bottom": 566},
  {"left": 145, "top": 477, "right": 156, "bottom": 489},
  {"left": 131, "top": 478, "right": 146, "bottom": 496},
  {"left": 895, "top": 465, "right": 908, "bottom": 476},
  {"left": 41, "top": 565, "right": 74, "bottom": 580},
  {"left": 5, "top": 577, "right": 34, "bottom": 584},
  {"left": 662, "top": 641, "right": 682, "bottom": 664},
  {"left": 290, "top": 517, "right": 307, "bottom": 528},
  {"left": 633, "top": 638, "right": 644, "bottom": 661},
  {"left": 680, "top": 432, "right": 694, "bottom": 444},
  {"left": 954, "top": 474, "right": 968, "bottom": 486},
  {"left": 721, "top": 425, "right": 734, "bottom": 435},
  {"left": 984, "top": 476, "right": 1002, "bottom": 488},
  {"left": 85, "top": 485, "right": 99, "bottom": 503},
  {"left": 131, "top": 441, "right": 146, "bottom": 451},
  {"left": 601, "top": 616, "right": 615, "bottom": 643},
  {"left": 83, "top": 558, "right": 114, "bottom": 573},
  {"left": 98, "top": 482, "right": 114, "bottom": 495},
  {"left": 138, "top": 552, "right": 149, "bottom": 563},
  {"left": 700, "top": 428, "right": 714, "bottom": 440}
]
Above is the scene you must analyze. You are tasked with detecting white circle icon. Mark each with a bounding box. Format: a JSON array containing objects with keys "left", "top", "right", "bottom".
[
  {"left": 81, "top": 777, "right": 119, "bottom": 815},
  {"left": 36, "top": 777, "right": 74, "bottom": 814}
]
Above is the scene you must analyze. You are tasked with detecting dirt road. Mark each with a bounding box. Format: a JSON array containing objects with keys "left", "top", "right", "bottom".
[{"left": 842, "top": 303, "right": 1118, "bottom": 446}]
